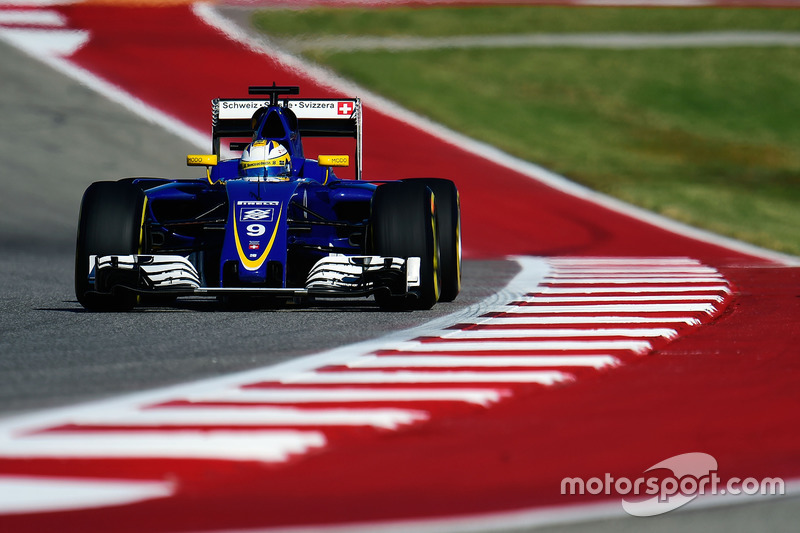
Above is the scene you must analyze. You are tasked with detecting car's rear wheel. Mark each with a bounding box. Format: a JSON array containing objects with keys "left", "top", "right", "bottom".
[
  {"left": 75, "top": 181, "right": 147, "bottom": 311},
  {"left": 369, "top": 181, "right": 441, "bottom": 310},
  {"left": 402, "top": 178, "right": 461, "bottom": 302}
]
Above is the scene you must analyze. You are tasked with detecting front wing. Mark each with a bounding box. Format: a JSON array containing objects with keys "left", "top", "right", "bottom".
[{"left": 88, "top": 254, "right": 421, "bottom": 300}]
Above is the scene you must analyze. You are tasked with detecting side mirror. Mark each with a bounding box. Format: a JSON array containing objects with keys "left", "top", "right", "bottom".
[
  {"left": 318, "top": 155, "right": 349, "bottom": 167},
  {"left": 187, "top": 154, "right": 219, "bottom": 185},
  {"left": 187, "top": 154, "right": 218, "bottom": 167}
]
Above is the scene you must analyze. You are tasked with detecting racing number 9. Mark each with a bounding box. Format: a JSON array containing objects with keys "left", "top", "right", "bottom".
[{"left": 246, "top": 224, "right": 266, "bottom": 237}]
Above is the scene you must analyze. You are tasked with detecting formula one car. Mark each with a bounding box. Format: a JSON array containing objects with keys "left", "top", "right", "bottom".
[{"left": 75, "top": 85, "right": 460, "bottom": 311}]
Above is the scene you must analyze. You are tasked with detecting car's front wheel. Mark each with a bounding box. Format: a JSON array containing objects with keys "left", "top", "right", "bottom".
[
  {"left": 401, "top": 178, "right": 461, "bottom": 302},
  {"left": 74, "top": 181, "right": 147, "bottom": 311},
  {"left": 369, "top": 181, "right": 441, "bottom": 310}
]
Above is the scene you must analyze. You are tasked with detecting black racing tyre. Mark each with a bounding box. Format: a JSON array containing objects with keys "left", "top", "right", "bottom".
[
  {"left": 401, "top": 178, "right": 461, "bottom": 302},
  {"left": 74, "top": 181, "right": 147, "bottom": 311},
  {"left": 369, "top": 181, "right": 441, "bottom": 310}
]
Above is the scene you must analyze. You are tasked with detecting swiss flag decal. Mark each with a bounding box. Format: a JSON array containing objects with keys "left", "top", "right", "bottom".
[{"left": 337, "top": 101, "right": 353, "bottom": 116}]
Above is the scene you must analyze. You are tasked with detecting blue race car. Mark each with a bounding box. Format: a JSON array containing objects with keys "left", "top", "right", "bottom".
[{"left": 75, "top": 85, "right": 461, "bottom": 311}]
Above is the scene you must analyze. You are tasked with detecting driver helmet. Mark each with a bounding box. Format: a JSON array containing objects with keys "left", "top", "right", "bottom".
[{"left": 239, "top": 140, "right": 292, "bottom": 181}]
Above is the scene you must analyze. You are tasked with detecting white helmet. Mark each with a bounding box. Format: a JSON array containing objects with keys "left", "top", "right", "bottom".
[{"left": 239, "top": 140, "right": 291, "bottom": 181}]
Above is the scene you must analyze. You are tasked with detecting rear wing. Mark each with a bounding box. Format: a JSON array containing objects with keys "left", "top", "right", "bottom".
[{"left": 211, "top": 92, "right": 362, "bottom": 180}]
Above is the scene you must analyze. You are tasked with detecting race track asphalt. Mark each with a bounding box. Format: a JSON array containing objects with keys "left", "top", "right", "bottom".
[{"left": 0, "top": 39, "right": 514, "bottom": 416}]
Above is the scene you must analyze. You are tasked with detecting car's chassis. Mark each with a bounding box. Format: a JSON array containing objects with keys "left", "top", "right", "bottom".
[{"left": 74, "top": 85, "right": 461, "bottom": 311}]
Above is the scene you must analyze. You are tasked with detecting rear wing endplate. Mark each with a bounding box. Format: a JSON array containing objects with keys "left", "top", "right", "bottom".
[{"left": 212, "top": 96, "right": 362, "bottom": 180}]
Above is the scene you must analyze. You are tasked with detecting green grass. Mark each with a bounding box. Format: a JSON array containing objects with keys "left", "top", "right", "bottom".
[{"left": 252, "top": 7, "right": 800, "bottom": 256}]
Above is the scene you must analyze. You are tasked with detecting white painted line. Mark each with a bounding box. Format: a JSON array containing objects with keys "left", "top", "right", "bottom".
[
  {"left": 442, "top": 327, "right": 678, "bottom": 339},
  {"left": 186, "top": 388, "right": 510, "bottom": 407},
  {"left": 349, "top": 355, "right": 620, "bottom": 369},
  {"left": 481, "top": 316, "right": 702, "bottom": 326},
  {"left": 383, "top": 340, "right": 653, "bottom": 353},
  {"left": 543, "top": 277, "right": 726, "bottom": 284},
  {"left": 0, "top": 9, "right": 65, "bottom": 26},
  {"left": 0, "top": 475, "right": 173, "bottom": 515},
  {"left": 0, "top": 27, "right": 88, "bottom": 56},
  {"left": 282, "top": 31, "right": 800, "bottom": 53},
  {"left": 282, "top": 371, "right": 572, "bottom": 385},
  {"left": 546, "top": 273, "right": 724, "bottom": 279},
  {"left": 70, "top": 406, "right": 429, "bottom": 430},
  {"left": 502, "top": 303, "right": 718, "bottom": 314},
  {"left": 518, "top": 295, "right": 725, "bottom": 303},
  {"left": 0, "top": 0, "right": 79, "bottom": 5},
  {"left": 550, "top": 260, "right": 709, "bottom": 266},
  {"left": 539, "top": 285, "right": 731, "bottom": 294},
  {"left": 578, "top": 0, "right": 714, "bottom": 6},
  {"left": 0, "top": 431, "right": 326, "bottom": 462},
  {"left": 548, "top": 267, "right": 720, "bottom": 274},
  {"left": 548, "top": 257, "right": 701, "bottom": 265}
]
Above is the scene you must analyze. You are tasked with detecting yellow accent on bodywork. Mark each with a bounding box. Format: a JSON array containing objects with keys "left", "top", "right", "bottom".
[
  {"left": 138, "top": 196, "right": 148, "bottom": 254},
  {"left": 186, "top": 154, "right": 218, "bottom": 166},
  {"left": 233, "top": 205, "right": 283, "bottom": 271},
  {"left": 135, "top": 196, "right": 149, "bottom": 305},
  {"left": 318, "top": 155, "right": 350, "bottom": 167}
]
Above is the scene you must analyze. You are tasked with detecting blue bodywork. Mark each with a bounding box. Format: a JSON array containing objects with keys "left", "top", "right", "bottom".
[{"left": 133, "top": 100, "right": 377, "bottom": 290}]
